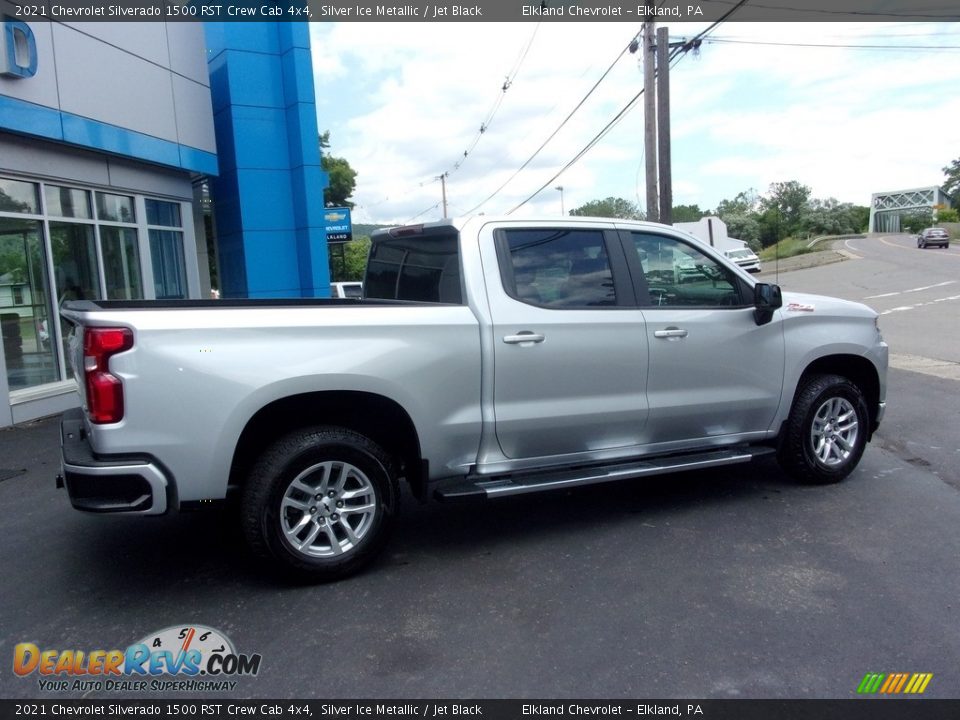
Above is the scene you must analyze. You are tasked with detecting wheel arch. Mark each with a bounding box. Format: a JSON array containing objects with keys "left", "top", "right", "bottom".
[
  {"left": 229, "top": 391, "right": 425, "bottom": 500},
  {"left": 795, "top": 354, "right": 881, "bottom": 436}
]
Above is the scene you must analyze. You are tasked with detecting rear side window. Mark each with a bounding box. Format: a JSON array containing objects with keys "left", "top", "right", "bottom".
[
  {"left": 497, "top": 228, "right": 616, "bottom": 308},
  {"left": 365, "top": 232, "right": 462, "bottom": 303}
]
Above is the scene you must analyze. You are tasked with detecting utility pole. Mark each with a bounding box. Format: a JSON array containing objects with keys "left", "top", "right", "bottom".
[
  {"left": 437, "top": 172, "right": 449, "bottom": 218},
  {"left": 555, "top": 185, "right": 565, "bottom": 215},
  {"left": 643, "top": 21, "right": 659, "bottom": 223},
  {"left": 656, "top": 27, "right": 672, "bottom": 225}
]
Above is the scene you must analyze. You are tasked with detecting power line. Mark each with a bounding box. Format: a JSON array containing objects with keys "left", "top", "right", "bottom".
[
  {"left": 405, "top": 201, "right": 442, "bottom": 224},
  {"left": 508, "top": 47, "right": 695, "bottom": 216},
  {"left": 506, "top": 6, "right": 741, "bottom": 216},
  {"left": 442, "top": 23, "right": 543, "bottom": 178},
  {"left": 507, "top": 90, "right": 645, "bottom": 214},
  {"left": 462, "top": 28, "right": 644, "bottom": 215}
]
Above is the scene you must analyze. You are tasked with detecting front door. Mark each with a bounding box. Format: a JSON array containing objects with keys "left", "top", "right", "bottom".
[{"left": 623, "top": 230, "right": 785, "bottom": 446}]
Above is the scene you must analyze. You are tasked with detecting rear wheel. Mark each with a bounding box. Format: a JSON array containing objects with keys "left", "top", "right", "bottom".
[
  {"left": 777, "top": 374, "right": 869, "bottom": 485},
  {"left": 241, "top": 427, "right": 399, "bottom": 581}
]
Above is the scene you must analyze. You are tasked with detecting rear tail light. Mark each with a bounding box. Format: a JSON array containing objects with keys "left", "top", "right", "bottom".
[{"left": 83, "top": 327, "right": 134, "bottom": 424}]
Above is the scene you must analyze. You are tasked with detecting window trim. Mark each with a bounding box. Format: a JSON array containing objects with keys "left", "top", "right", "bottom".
[{"left": 493, "top": 227, "right": 636, "bottom": 310}]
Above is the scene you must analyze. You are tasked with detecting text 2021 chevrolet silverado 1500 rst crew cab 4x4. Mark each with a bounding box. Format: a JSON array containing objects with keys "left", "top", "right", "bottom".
[{"left": 59, "top": 217, "right": 888, "bottom": 581}]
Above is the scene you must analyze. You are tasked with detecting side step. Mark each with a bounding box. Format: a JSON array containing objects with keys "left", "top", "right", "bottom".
[{"left": 434, "top": 446, "right": 775, "bottom": 501}]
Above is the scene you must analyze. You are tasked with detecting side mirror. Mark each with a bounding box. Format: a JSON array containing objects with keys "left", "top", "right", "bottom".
[{"left": 753, "top": 282, "right": 782, "bottom": 326}]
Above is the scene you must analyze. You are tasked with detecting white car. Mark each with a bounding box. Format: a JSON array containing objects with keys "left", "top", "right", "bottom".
[
  {"left": 726, "top": 247, "right": 762, "bottom": 273},
  {"left": 330, "top": 281, "right": 363, "bottom": 299}
]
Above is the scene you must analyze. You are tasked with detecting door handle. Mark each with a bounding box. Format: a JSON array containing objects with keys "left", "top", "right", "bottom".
[
  {"left": 503, "top": 332, "right": 546, "bottom": 345},
  {"left": 654, "top": 328, "right": 688, "bottom": 339}
]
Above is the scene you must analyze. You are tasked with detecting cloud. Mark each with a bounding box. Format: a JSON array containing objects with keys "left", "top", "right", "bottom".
[{"left": 309, "top": 21, "right": 960, "bottom": 224}]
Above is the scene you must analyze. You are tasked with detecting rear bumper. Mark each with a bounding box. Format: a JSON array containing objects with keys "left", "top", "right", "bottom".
[{"left": 60, "top": 408, "right": 171, "bottom": 515}]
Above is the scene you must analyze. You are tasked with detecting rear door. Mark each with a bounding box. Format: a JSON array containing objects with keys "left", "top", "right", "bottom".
[{"left": 482, "top": 223, "right": 649, "bottom": 461}]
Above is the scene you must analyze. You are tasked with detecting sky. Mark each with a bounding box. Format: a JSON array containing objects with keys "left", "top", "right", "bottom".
[{"left": 308, "top": 21, "right": 960, "bottom": 225}]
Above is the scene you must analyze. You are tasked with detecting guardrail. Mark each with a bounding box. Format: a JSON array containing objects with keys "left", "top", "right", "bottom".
[{"left": 806, "top": 234, "right": 866, "bottom": 249}]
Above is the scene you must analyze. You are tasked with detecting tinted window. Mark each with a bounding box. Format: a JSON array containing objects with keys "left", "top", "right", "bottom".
[
  {"left": 0, "top": 177, "right": 39, "bottom": 213},
  {"left": 145, "top": 199, "right": 182, "bottom": 227},
  {"left": 365, "top": 233, "right": 462, "bottom": 303},
  {"left": 45, "top": 185, "right": 92, "bottom": 219},
  {"left": 500, "top": 228, "right": 616, "bottom": 308},
  {"left": 631, "top": 233, "right": 742, "bottom": 308}
]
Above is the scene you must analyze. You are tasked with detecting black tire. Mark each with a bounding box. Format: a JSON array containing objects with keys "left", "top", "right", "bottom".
[
  {"left": 241, "top": 427, "right": 399, "bottom": 582},
  {"left": 777, "top": 374, "right": 869, "bottom": 485}
]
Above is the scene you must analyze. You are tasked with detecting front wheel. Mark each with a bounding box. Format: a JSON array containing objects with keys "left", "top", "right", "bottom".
[
  {"left": 241, "top": 427, "right": 399, "bottom": 581},
  {"left": 777, "top": 374, "right": 869, "bottom": 485}
]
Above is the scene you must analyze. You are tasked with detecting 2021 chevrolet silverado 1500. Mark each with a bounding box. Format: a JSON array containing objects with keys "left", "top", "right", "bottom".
[{"left": 59, "top": 217, "right": 888, "bottom": 581}]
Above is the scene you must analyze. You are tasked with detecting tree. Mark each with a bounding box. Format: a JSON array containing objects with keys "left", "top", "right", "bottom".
[
  {"left": 937, "top": 207, "right": 959, "bottom": 223},
  {"left": 802, "top": 198, "right": 865, "bottom": 236},
  {"left": 569, "top": 197, "right": 644, "bottom": 220},
  {"left": 320, "top": 131, "right": 357, "bottom": 209},
  {"left": 342, "top": 236, "right": 371, "bottom": 281},
  {"left": 757, "top": 207, "right": 783, "bottom": 247},
  {"left": 671, "top": 204, "right": 707, "bottom": 222},
  {"left": 716, "top": 189, "right": 760, "bottom": 218},
  {"left": 722, "top": 212, "right": 761, "bottom": 248},
  {"left": 943, "top": 157, "right": 960, "bottom": 200},
  {"left": 899, "top": 209, "right": 934, "bottom": 233},
  {"left": 762, "top": 181, "right": 811, "bottom": 238},
  {"left": 0, "top": 188, "right": 32, "bottom": 214}
]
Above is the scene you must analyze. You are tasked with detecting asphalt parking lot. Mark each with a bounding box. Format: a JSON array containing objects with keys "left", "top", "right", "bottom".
[{"left": 0, "top": 384, "right": 958, "bottom": 700}]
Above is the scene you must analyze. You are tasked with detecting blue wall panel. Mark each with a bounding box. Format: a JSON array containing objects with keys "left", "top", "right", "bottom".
[
  {"left": 228, "top": 107, "right": 291, "bottom": 171},
  {"left": 0, "top": 95, "right": 216, "bottom": 175},
  {"left": 205, "top": 22, "right": 330, "bottom": 299}
]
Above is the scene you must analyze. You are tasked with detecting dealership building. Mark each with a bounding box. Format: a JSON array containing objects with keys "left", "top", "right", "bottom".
[{"left": 0, "top": 18, "right": 329, "bottom": 427}]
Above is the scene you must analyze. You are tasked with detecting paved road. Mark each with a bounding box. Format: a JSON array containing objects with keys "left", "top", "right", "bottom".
[
  {"left": 763, "top": 233, "right": 960, "bottom": 489},
  {"left": 764, "top": 233, "right": 960, "bottom": 366},
  {"left": 1, "top": 235, "right": 958, "bottom": 701}
]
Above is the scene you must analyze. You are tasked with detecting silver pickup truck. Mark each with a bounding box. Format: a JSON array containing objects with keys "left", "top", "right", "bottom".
[{"left": 59, "top": 216, "right": 888, "bottom": 581}]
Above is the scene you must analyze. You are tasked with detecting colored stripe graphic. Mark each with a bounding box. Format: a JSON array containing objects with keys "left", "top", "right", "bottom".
[
  {"left": 858, "top": 672, "right": 932, "bottom": 694},
  {"left": 905, "top": 674, "right": 934, "bottom": 694},
  {"left": 857, "top": 673, "right": 885, "bottom": 694}
]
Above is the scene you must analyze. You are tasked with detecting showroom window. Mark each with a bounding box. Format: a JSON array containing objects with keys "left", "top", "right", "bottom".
[
  {"left": 0, "top": 178, "right": 59, "bottom": 390},
  {"left": 146, "top": 199, "right": 187, "bottom": 300},
  {"left": 0, "top": 175, "right": 191, "bottom": 393}
]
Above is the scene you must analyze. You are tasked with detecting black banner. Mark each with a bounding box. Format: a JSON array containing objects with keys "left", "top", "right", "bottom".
[
  {"left": 3, "top": 0, "right": 960, "bottom": 22},
  {"left": 1, "top": 700, "right": 960, "bottom": 720}
]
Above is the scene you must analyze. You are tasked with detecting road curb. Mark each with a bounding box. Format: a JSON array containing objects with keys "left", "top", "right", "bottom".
[{"left": 756, "top": 248, "right": 848, "bottom": 277}]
